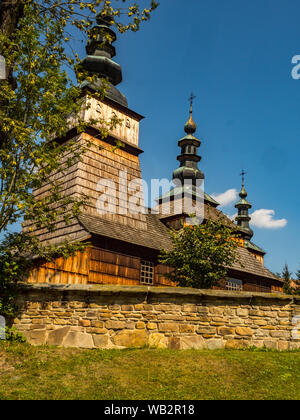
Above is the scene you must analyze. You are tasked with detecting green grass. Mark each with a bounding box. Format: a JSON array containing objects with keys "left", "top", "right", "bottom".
[{"left": 0, "top": 342, "right": 300, "bottom": 400}]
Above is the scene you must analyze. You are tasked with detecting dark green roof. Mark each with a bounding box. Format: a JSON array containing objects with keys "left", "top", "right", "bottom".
[
  {"left": 235, "top": 198, "right": 251, "bottom": 207},
  {"left": 245, "top": 241, "right": 266, "bottom": 255},
  {"left": 158, "top": 186, "right": 219, "bottom": 207}
]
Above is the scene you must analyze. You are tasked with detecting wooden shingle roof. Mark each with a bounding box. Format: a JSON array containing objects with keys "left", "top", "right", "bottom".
[
  {"left": 78, "top": 213, "right": 172, "bottom": 251},
  {"left": 231, "top": 247, "right": 280, "bottom": 281}
]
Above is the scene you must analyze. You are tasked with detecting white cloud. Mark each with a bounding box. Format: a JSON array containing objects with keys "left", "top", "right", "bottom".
[
  {"left": 211, "top": 189, "right": 238, "bottom": 207},
  {"left": 250, "top": 209, "right": 287, "bottom": 229}
]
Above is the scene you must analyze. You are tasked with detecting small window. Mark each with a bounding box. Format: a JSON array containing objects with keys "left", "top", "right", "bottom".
[
  {"left": 126, "top": 118, "right": 131, "bottom": 128},
  {"left": 226, "top": 278, "right": 243, "bottom": 291},
  {"left": 140, "top": 261, "right": 154, "bottom": 285}
]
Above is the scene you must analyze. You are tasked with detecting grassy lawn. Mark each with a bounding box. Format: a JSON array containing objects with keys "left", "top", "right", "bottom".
[{"left": 0, "top": 342, "right": 299, "bottom": 400}]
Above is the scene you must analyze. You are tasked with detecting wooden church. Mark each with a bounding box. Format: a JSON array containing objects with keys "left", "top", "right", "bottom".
[{"left": 27, "top": 14, "right": 283, "bottom": 293}]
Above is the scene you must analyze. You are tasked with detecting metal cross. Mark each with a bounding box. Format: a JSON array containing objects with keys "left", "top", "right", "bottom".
[
  {"left": 240, "top": 169, "right": 247, "bottom": 187},
  {"left": 189, "top": 92, "right": 196, "bottom": 114}
]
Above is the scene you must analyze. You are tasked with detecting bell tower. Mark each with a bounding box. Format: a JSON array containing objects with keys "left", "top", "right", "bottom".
[
  {"left": 235, "top": 171, "right": 254, "bottom": 241},
  {"left": 28, "top": 12, "right": 148, "bottom": 247}
]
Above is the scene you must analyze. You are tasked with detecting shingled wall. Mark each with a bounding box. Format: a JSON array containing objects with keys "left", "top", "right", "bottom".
[{"left": 14, "top": 284, "right": 300, "bottom": 351}]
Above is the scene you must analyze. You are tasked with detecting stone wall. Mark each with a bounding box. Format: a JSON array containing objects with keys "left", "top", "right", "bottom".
[{"left": 14, "top": 284, "right": 300, "bottom": 351}]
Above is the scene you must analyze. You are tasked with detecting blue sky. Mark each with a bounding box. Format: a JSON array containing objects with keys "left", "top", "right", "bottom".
[{"left": 104, "top": 0, "right": 299, "bottom": 275}]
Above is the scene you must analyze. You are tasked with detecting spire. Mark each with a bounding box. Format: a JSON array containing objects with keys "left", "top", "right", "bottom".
[
  {"left": 172, "top": 94, "right": 204, "bottom": 185},
  {"left": 184, "top": 93, "right": 197, "bottom": 134},
  {"left": 157, "top": 95, "right": 219, "bottom": 208},
  {"left": 80, "top": 12, "right": 128, "bottom": 107},
  {"left": 235, "top": 170, "right": 254, "bottom": 240}
]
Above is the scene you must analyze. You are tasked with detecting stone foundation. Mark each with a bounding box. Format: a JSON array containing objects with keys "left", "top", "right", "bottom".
[{"left": 14, "top": 284, "right": 300, "bottom": 351}]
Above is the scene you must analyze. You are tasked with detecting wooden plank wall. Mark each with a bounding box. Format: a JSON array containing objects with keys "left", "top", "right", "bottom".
[
  {"left": 89, "top": 248, "right": 141, "bottom": 285},
  {"left": 27, "top": 246, "right": 183, "bottom": 288},
  {"left": 88, "top": 247, "right": 175, "bottom": 287},
  {"left": 156, "top": 264, "right": 176, "bottom": 287},
  {"left": 27, "top": 250, "right": 89, "bottom": 285}
]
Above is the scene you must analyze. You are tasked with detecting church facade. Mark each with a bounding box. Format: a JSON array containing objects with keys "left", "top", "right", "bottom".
[{"left": 27, "top": 14, "right": 283, "bottom": 293}]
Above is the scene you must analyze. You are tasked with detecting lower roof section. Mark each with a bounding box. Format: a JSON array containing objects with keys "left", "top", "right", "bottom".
[{"left": 78, "top": 213, "right": 281, "bottom": 284}]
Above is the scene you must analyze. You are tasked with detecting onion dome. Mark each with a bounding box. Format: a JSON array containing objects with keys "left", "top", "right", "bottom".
[
  {"left": 80, "top": 12, "right": 128, "bottom": 107},
  {"left": 172, "top": 95, "right": 204, "bottom": 184},
  {"left": 184, "top": 105, "right": 197, "bottom": 135}
]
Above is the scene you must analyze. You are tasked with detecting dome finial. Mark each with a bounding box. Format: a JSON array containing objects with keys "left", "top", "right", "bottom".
[
  {"left": 184, "top": 92, "right": 197, "bottom": 134},
  {"left": 239, "top": 169, "right": 247, "bottom": 198}
]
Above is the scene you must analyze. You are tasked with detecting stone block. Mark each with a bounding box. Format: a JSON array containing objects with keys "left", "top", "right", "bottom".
[
  {"left": 113, "top": 330, "right": 147, "bottom": 348},
  {"left": 168, "top": 337, "right": 181, "bottom": 350},
  {"left": 278, "top": 312, "right": 290, "bottom": 318},
  {"left": 63, "top": 332, "right": 94, "bottom": 349},
  {"left": 253, "top": 319, "right": 268, "bottom": 326},
  {"left": 179, "top": 324, "right": 195, "bottom": 333},
  {"left": 183, "top": 305, "right": 197, "bottom": 313},
  {"left": 91, "top": 321, "right": 104, "bottom": 328},
  {"left": 251, "top": 340, "right": 265, "bottom": 349},
  {"left": 206, "top": 339, "right": 225, "bottom": 350},
  {"left": 270, "top": 331, "right": 290, "bottom": 339},
  {"left": 218, "top": 327, "right": 235, "bottom": 336},
  {"left": 197, "top": 307, "right": 209, "bottom": 314},
  {"left": 278, "top": 341, "right": 289, "bottom": 351},
  {"left": 225, "top": 339, "right": 249, "bottom": 349},
  {"left": 209, "top": 307, "right": 224, "bottom": 315},
  {"left": 147, "top": 322, "right": 157, "bottom": 330},
  {"left": 180, "top": 336, "right": 206, "bottom": 350},
  {"left": 106, "top": 320, "right": 125, "bottom": 330},
  {"left": 158, "top": 323, "right": 179, "bottom": 333},
  {"left": 289, "top": 342, "right": 300, "bottom": 350},
  {"left": 86, "top": 328, "right": 108, "bottom": 334},
  {"left": 23, "top": 329, "right": 47, "bottom": 346},
  {"left": 109, "top": 305, "right": 121, "bottom": 311},
  {"left": 93, "top": 335, "right": 113, "bottom": 349},
  {"left": 237, "top": 308, "right": 248, "bottom": 317},
  {"left": 236, "top": 327, "right": 253, "bottom": 336},
  {"left": 263, "top": 340, "right": 278, "bottom": 350},
  {"left": 47, "top": 326, "right": 71, "bottom": 346},
  {"left": 197, "top": 326, "right": 217, "bottom": 335},
  {"left": 148, "top": 333, "right": 168, "bottom": 349},
  {"left": 79, "top": 320, "right": 91, "bottom": 327}
]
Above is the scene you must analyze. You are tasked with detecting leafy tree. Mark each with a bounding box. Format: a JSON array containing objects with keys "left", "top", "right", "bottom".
[
  {"left": 159, "top": 218, "right": 239, "bottom": 290},
  {"left": 0, "top": 0, "right": 158, "bottom": 324}
]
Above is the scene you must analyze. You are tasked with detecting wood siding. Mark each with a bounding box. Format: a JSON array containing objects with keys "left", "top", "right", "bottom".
[
  {"left": 28, "top": 250, "right": 89, "bottom": 285},
  {"left": 27, "top": 247, "right": 175, "bottom": 287},
  {"left": 89, "top": 248, "right": 141, "bottom": 285}
]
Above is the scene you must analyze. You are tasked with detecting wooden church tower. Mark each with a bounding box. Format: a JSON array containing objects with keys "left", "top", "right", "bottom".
[{"left": 27, "top": 13, "right": 171, "bottom": 285}]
